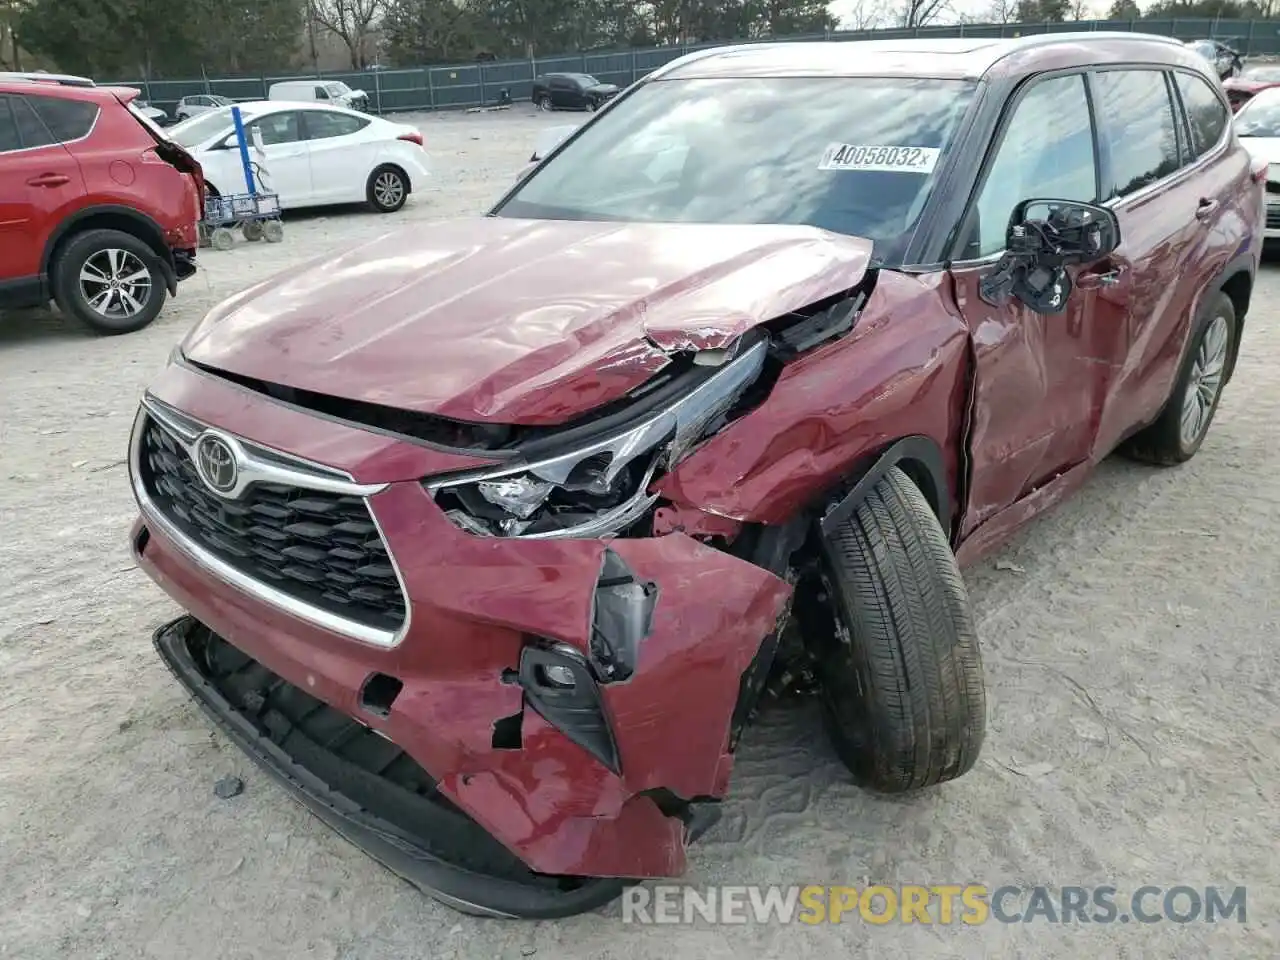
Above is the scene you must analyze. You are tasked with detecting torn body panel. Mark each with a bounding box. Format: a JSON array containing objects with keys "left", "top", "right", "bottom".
[{"left": 655, "top": 270, "right": 971, "bottom": 529}]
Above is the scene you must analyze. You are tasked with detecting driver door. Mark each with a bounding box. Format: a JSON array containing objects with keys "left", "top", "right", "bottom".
[
  {"left": 244, "top": 111, "right": 312, "bottom": 206},
  {"left": 947, "top": 72, "right": 1123, "bottom": 538}
]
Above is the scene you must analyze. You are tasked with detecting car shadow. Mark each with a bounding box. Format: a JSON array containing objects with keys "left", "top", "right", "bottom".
[{"left": 0, "top": 306, "right": 88, "bottom": 346}]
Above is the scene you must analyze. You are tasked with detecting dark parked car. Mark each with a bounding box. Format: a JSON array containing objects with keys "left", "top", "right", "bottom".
[
  {"left": 133, "top": 33, "right": 1262, "bottom": 920},
  {"left": 531, "top": 72, "right": 619, "bottom": 111},
  {"left": 1184, "top": 38, "right": 1243, "bottom": 80}
]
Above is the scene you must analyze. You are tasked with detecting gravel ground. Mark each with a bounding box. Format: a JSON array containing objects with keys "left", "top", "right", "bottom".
[{"left": 2, "top": 107, "right": 1278, "bottom": 960}]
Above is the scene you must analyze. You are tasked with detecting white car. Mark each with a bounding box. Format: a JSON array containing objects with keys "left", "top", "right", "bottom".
[
  {"left": 175, "top": 94, "right": 235, "bottom": 121},
  {"left": 167, "top": 101, "right": 429, "bottom": 213},
  {"left": 1234, "top": 87, "right": 1280, "bottom": 239},
  {"left": 268, "top": 79, "right": 369, "bottom": 112}
]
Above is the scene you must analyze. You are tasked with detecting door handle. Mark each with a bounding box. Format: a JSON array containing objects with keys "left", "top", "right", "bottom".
[
  {"left": 1195, "top": 197, "right": 1219, "bottom": 220},
  {"left": 27, "top": 173, "right": 70, "bottom": 188}
]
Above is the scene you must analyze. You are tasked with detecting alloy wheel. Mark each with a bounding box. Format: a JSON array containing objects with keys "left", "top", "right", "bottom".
[
  {"left": 373, "top": 171, "right": 405, "bottom": 210},
  {"left": 78, "top": 248, "right": 152, "bottom": 320},
  {"left": 1179, "top": 314, "right": 1230, "bottom": 447}
]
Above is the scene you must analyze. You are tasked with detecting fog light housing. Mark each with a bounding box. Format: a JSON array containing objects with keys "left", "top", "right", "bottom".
[{"left": 518, "top": 644, "right": 619, "bottom": 772}]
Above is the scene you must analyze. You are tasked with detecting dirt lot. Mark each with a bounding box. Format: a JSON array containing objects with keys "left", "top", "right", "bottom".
[{"left": 2, "top": 107, "right": 1278, "bottom": 959}]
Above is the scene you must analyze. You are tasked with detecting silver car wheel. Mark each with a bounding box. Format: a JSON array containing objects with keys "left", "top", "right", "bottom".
[
  {"left": 373, "top": 171, "right": 405, "bottom": 209},
  {"left": 78, "top": 248, "right": 152, "bottom": 320},
  {"left": 1179, "top": 313, "right": 1230, "bottom": 447}
]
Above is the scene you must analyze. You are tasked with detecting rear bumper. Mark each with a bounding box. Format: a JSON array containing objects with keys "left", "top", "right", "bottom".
[{"left": 130, "top": 361, "right": 792, "bottom": 903}]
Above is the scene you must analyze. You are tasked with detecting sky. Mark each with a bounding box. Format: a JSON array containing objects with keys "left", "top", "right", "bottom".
[{"left": 828, "top": 0, "right": 1113, "bottom": 29}]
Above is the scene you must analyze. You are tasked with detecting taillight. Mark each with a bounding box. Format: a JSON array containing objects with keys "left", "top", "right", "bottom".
[{"left": 398, "top": 131, "right": 424, "bottom": 147}]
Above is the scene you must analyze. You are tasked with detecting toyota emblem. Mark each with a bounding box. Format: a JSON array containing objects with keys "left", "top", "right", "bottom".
[{"left": 196, "top": 434, "right": 238, "bottom": 494}]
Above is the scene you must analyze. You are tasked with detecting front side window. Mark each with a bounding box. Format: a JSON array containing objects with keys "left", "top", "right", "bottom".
[
  {"left": 27, "top": 95, "right": 98, "bottom": 142},
  {"left": 1093, "top": 69, "right": 1181, "bottom": 200},
  {"left": 1175, "top": 71, "right": 1228, "bottom": 158},
  {"left": 496, "top": 76, "right": 976, "bottom": 264},
  {"left": 250, "top": 111, "right": 302, "bottom": 146},
  {"left": 966, "top": 74, "right": 1097, "bottom": 259}
]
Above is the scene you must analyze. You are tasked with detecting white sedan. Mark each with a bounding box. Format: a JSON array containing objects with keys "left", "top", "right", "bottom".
[
  {"left": 1234, "top": 87, "right": 1280, "bottom": 238},
  {"left": 167, "top": 101, "right": 430, "bottom": 213}
]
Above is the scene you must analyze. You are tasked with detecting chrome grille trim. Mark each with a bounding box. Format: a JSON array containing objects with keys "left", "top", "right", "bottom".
[{"left": 129, "top": 400, "right": 411, "bottom": 648}]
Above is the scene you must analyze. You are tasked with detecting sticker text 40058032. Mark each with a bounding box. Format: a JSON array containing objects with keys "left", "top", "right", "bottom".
[{"left": 818, "top": 144, "right": 941, "bottom": 174}]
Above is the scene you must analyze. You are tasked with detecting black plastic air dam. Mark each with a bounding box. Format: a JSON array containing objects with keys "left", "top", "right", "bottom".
[{"left": 151, "top": 615, "right": 627, "bottom": 919}]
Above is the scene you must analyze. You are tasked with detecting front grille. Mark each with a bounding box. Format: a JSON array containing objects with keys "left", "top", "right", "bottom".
[
  {"left": 1267, "top": 207, "right": 1280, "bottom": 230},
  {"left": 139, "top": 418, "right": 406, "bottom": 632}
]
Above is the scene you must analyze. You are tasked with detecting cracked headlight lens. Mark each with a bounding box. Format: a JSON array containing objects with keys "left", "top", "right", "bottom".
[{"left": 428, "top": 337, "right": 768, "bottom": 540}]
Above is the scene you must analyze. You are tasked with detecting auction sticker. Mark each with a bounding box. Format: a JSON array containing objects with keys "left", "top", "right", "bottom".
[{"left": 818, "top": 144, "right": 940, "bottom": 173}]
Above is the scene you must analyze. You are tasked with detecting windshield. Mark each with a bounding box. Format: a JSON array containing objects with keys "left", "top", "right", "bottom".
[
  {"left": 1243, "top": 66, "right": 1280, "bottom": 82},
  {"left": 573, "top": 74, "right": 601, "bottom": 86},
  {"left": 210, "top": 95, "right": 233, "bottom": 106},
  {"left": 326, "top": 82, "right": 351, "bottom": 96},
  {"left": 495, "top": 76, "right": 975, "bottom": 262},
  {"left": 170, "top": 107, "right": 233, "bottom": 146},
  {"left": 1235, "top": 94, "right": 1280, "bottom": 137}
]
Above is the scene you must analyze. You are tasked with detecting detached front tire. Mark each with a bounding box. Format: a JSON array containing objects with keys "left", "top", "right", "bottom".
[
  {"left": 810, "top": 467, "right": 986, "bottom": 793},
  {"left": 52, "top": 229, "right": 167, "bottom": 335}
]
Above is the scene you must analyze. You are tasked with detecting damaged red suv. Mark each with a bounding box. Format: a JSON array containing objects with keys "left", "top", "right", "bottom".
[{"left": 130, "top": 34, "right": 1261, "bottom": 918}]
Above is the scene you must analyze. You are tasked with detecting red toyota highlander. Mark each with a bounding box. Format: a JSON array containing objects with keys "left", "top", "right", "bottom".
[
  {"left": 0, "top": 75, "right": 202, "bottom": 334},
  {"left": 129, "top": 34, "right": 1262, "bottom": 918}
]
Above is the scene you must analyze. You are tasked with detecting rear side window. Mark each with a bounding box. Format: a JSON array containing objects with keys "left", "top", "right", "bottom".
[
  {"left": 10, "top": 96, "right": 55, "bottom": 149},
  {"left": 967, "top": 74, "right": 1098, "bottom": 258},
  {"left": 0, "top": 98, "right": 19, "bottom": 152},
  {"left": 27, "top": 95, "right": 99, "bottom": 142},
  {"left": 1092, "top": 70, "right": 1181, "bottom": 200},
  {"left": 305, "top": 111, "right": 370, "bottom": 140},
  {"left": 1175, "top": 71, "right": 1229, "bottom": 158}
]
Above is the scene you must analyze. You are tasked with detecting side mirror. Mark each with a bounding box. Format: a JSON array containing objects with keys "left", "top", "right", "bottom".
[{"left": 979, "top": 198, "right": 1121, "bottom": 315}]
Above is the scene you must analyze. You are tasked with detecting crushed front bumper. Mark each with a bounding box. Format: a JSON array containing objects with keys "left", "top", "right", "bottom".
[
  {"left": 131, "top": 363, "right": 793, "bottom": 917},
  {"left": 153, "top": 615, "right": 627, "bottom": 918}
]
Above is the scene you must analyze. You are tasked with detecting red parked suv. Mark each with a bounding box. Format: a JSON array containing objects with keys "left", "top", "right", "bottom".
[
  {"left": 130, "top": 34, "right": 1262, "bottom": 918},
  {"left": 0, "top": 75, "right": 202, "bottom": 334}
]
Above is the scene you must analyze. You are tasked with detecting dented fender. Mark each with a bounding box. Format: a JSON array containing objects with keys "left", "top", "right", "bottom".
[{"left": 656, "top": 270, "right": 971, "bottom": 529}]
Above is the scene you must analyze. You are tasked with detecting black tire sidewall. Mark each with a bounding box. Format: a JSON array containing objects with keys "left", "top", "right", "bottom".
[
  {"left": 53, "top": 229, "right": 167, "bottom": 335},
  {"left": 367, "top": 166, "right": 408, "bottom": 213}
]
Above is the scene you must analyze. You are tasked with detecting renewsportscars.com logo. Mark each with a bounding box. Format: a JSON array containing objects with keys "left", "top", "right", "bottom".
[{"left": 621, "top": 885, "right": 1248, "bottom": 925}]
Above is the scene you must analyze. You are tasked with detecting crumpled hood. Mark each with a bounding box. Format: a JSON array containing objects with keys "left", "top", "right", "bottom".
[{"left": 181, "top": 217, "right": 874, "bottom": 425}]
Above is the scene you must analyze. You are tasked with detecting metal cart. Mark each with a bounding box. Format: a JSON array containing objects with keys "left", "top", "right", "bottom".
[{"left": 199, "top": 104, "right": 284, "bottom": 250}]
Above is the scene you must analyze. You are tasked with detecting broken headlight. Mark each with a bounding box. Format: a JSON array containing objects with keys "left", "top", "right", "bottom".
[{"left": 427, "top": 338, "right": 768, "bottom": 539}]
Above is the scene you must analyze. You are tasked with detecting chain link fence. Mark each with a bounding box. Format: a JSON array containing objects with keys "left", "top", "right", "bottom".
[{"left": 110, "top": 18, "right": 1280, "bottom": 118}]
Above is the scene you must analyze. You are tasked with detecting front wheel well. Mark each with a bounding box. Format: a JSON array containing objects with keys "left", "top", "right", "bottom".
[{"left": 817, "top": 436, "right": 953, "bottom": 545}]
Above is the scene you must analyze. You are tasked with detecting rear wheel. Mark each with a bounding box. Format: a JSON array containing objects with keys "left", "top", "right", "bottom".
[
  {"left": 537, "top": 94, "right": 553, "bottom": 111},
  {"left": 806, "top": 467, "right": 986, "bottom": 793},
  {"left": 52, "top": 229, "right": 167, "bottom": 335},
  {"left": 1123, "top": 290, "right": 1235, "bottom": 465},
  {"left": 367, "top": 165, "right": 408, "bottom": 213}
]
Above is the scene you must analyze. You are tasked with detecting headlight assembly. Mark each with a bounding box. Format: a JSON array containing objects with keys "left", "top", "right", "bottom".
[{"left": 427, "top": 338, "right": 768, "bottom": 539}]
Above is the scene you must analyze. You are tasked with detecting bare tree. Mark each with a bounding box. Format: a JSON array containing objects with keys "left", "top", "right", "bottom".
[
  {"left": 1068, "top": 0, "right": 1089, "bottom": 18},
  {"left": 310, "top": 0, "right": 387, "bottom": 69},
  {"left": 843, "top": 0, "right": 890, "bottom": 28},
  {"left": 984, "top": 0, "right": 1017, "bottom": 21},
  {"left": 897, "top": 0, "right": 949, "bottom": 27}
]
